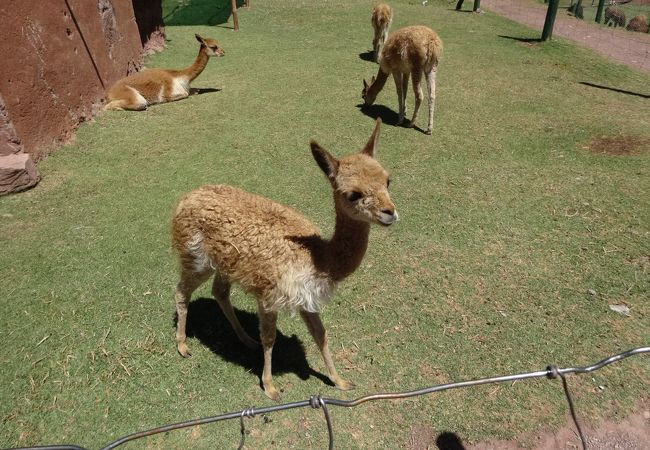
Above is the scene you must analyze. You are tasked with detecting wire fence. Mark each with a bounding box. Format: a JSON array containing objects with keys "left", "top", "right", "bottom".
[
  {"left": 10, "top": 346, "right": 650, "bottom": 450},
  {"left": 479, "top": 0, "right": 650, "bottom": 74}
]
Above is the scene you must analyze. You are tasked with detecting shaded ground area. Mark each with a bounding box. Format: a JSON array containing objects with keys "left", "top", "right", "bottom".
[
  {"left": 408, "top": 401, "right": 650, "bottom": 449},
  {"left": 482, "top": 0, "right": 650, "bottom": 74}
]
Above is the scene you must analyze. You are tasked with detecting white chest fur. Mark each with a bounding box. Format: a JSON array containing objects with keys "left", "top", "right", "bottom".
[
  {"left": 171, "top": 77, "right": 190, "bottom": 97},
  {"left": 271, "top": 267, "right": 336, "bottom": 313}
]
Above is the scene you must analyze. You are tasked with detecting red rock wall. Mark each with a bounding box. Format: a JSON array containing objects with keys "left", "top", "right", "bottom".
[{"left": 0, "top": 0, "right": 164, "bottom": 170}]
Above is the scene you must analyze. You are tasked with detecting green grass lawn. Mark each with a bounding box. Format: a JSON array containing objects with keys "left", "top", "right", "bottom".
[{"left": 1, "top": 0, "right": 649, "bottom": 448}]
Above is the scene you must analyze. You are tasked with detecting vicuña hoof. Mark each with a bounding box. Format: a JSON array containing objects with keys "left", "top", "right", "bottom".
[
  {"left": 264, "top": 384, "right": 282, "bottom": 402},
  {"left": 177, "top": 343, "right": 192, "bottom": 357},
  {"left": 335, "top": 378, "right": 356, "bottom": 391}
]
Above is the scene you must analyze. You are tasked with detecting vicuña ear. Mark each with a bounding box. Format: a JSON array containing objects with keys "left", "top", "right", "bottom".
[
  {"left": 361, "top": 118, "right": 381, "bottom": 157},
  {"left": 363, "top": 79, "right": 369, "bottom": 89},
  {"left": 195, "top": 34, "right": 205, "bottom": 45},
  {"left": 311, "top": 141, "right": 339, "bottom": 180}
]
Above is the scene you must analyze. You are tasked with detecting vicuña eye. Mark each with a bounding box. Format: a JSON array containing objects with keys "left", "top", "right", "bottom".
[
  {"left": 387, "top": 179, "right": 391, "bottom": 188},
  {"left": 346, "top": 191, "right": 363, "bottom": 202}
]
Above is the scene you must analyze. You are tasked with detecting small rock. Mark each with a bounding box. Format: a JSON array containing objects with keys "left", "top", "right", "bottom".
[
  {"left": 587, "top": 289, "right": 597, "bottom": 296},
  {"left": 609, "top": 304, "right": 631, "bottom": 316}
]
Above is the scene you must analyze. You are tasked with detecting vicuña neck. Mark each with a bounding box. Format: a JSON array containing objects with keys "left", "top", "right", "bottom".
[
  {"left": 181, "top": 48, "right": 209, "bottom": 82},
  {"left": 368, "top": 68, "right": 389, "bottom": 99},
  {"left": 324, "top": 201, "right": 371, "bottom": 282}
]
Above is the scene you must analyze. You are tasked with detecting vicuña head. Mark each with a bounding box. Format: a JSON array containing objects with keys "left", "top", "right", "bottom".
[
  {"left": 172, "top": 119, "right": 397, "bottom": 401},
  {"left": 362, "top": 25, "right": 443, "bottom": 135},
  {"left": 104, "top": 34, "right": 224, "bottom": 111}
]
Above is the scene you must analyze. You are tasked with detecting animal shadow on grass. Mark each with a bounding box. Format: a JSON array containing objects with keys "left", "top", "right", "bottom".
[
  {"left": 357, "top": 104, "right": 400, "bottom": 126},
  {"left": 358, "top": 104, "right": 431, "bottom": 134},
  {"left": 190, "top": 87, "right": 221, "bottom": 95},
  {"left": 359, "top": 50, "right": 375, "bottom": 62},
  {"left": 179, "top": 297, "right": 333, "bottom": 389}
]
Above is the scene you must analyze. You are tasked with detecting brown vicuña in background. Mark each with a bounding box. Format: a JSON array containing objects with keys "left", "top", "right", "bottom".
[
  {"left": 363, "top": 26, "right": 443, "bottom": 135},
  {"left": 171, "top": 119, "right": 398, "bottom": 401},
  {"left": 104, "top": 35, "right": 224, "bottom": 111},
  {"left": 371, "top": 3, "right": 393, "bottom": 63}
]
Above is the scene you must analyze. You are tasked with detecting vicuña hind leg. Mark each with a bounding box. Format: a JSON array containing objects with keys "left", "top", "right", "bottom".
[
  {"left": 425, "top": 66, "right": 438, "bottom": 135},
  {"left": 401, "top": 72, "right": 409, "bottom": 118},
  {"left": 300, "top": 311, "right": 355, "bottom": 391},
  {"left": 104, "top": 85, "right": 147, "bottom": 111},
  {"left": 212, "top": 274, "right": 259, "bottom": 349},
  {"left": 175, "top": 269, "right": 212, "bottom": 357},
  {"left": 258, "top": 306, "right": 281, "bottom": 401},
  {"left": 407, "top": 70, "right": 424, "bottom": 129}
]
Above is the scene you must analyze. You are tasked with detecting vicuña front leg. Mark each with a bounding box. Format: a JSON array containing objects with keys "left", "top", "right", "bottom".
[
  {"left": 393, "top": 72, "right": 405, "bottom": 125},
  {"left": 258, "top": 306, "right": 281, "bottom": 401},
  {"left": 212, "top": 274, "right": 259, "bottom": 349},
  {"left": 300, "top": 311, "right": 355, "bottom": 391}
]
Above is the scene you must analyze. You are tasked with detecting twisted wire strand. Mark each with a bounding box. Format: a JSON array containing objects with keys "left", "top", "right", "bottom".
[{"left": 11, "top": 346, "right": 649, "bottom": 450}]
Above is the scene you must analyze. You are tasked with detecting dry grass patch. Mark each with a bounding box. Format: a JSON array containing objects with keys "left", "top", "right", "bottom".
[{"left": 583, "top": 135, "right": 650, "bottom": 156}]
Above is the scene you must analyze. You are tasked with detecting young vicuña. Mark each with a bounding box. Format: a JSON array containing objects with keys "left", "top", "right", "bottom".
[
  {"left": 104, "top": 34, "right": 224, "bottom": 111},
  {"left": 362, "top": 25, "right": 443, "bottom": 135},
  {"left": 371, "top": 3, "right": 393, "bottom": 63},
  {"left": 171, "top": 119, "right": 398, "bottom": 400}
]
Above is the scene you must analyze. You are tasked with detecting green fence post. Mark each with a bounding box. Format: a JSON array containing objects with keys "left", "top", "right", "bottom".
[
  {"left": 542, "top": 0, "right": 560, "bottom": 41},
  {"left": 473, "top": 0, "right": 481, "bottom": 11},
  {"left": 595, "top": 0, "right": 606, "bottom": 23}
]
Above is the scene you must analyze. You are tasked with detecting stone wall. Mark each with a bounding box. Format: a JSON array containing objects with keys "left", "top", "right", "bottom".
[{"left": 0, "top": 0, "right": 164, "bottom": 194}]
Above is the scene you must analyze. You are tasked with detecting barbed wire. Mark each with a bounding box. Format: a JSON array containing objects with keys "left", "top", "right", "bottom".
[{"left": 11, "top": 346, "right": 650, "bottom": 450}]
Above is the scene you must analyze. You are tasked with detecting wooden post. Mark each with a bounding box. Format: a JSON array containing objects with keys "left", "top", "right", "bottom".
[
  {"left": 231, "top": 0, "right": 239, "bottom": 31},
  {"left": 595, "top": 0, "right": 606, "bottom": 23},
  {"left": 542, "top": 0, "right": 560, "bottom": 41}
]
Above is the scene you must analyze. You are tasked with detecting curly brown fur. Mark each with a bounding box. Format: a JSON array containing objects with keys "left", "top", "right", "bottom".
[
  {"left": 362, "top": 26, "right": 443, "bottom": 135},
  {"left": 626, "top": 15, "right": 649, "bottom": 33},
  {"left": 604, "top": 7, "right": 626, "bottom": 28},
  {"left": 171, "top": 120, "right": 398, "bottom": 401}
]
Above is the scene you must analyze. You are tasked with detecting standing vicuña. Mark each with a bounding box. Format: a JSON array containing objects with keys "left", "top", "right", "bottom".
[
  {"left": 104, "top": 35, "right": 224, "bottom": 111},
  {"left": 172, "top": 119, "right": 398, "bottom": 401},
  {"left": 371, "top": 3, "right": 393, "bottom": 63},
  {"left": 362, "top": 26, "right": 443, "bottom": 135},
  {"left": 604, "top": 7, "right": 626, "bottom": 28}
]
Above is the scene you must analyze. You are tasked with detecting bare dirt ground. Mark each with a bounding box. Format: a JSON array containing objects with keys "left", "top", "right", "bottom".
[
  {"left": 481, "top": 0, "right": 650, "bottom": 74},
  {"left": 467, "top": 404, "right": 650, "bottom": 449},
  {"left": 408, "top": 400, "right": 650, "bottom": 449}
]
